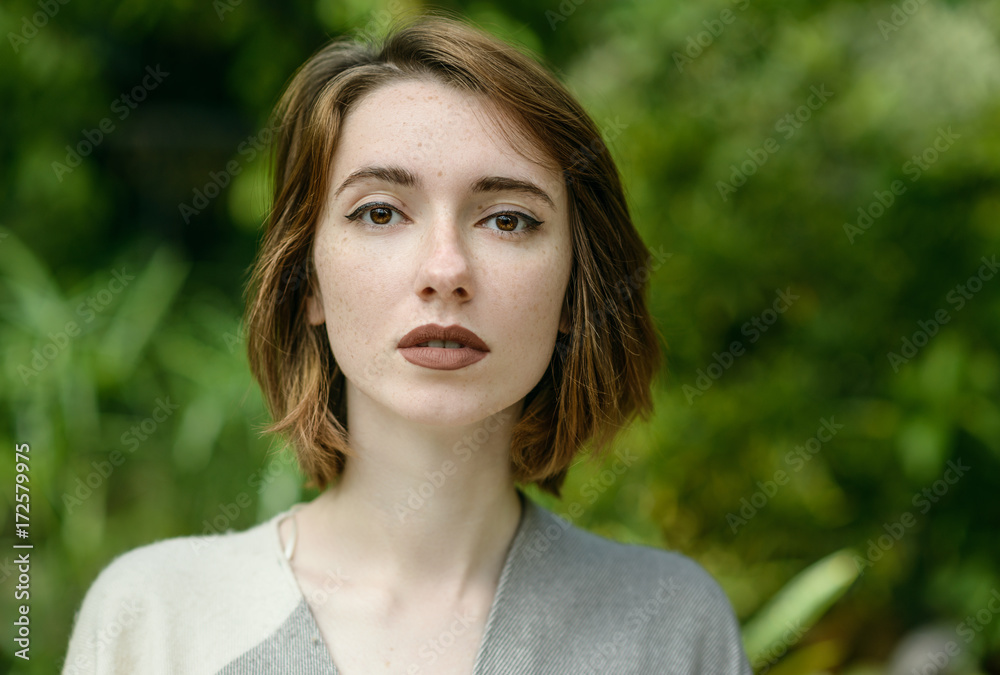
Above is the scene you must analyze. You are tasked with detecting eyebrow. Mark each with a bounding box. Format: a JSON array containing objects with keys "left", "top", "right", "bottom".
[{"left": 332, "top": 165, "right": 556, "bottom": 210}]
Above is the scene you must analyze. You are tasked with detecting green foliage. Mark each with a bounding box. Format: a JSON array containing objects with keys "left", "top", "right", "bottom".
[{"left": 741, "top": 549, "right": 859, "bottom": 669}]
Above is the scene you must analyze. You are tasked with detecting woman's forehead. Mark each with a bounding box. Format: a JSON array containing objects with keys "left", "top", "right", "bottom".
[{"left": 332, "top": 79, "right": 563, "bottom": 196}]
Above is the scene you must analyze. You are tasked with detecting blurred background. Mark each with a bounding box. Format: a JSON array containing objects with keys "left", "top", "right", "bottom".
[{"left": 1, "top": 0, "right": 998, "bottom": 672}]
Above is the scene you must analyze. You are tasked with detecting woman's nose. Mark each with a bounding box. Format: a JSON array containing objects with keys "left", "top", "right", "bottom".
[{"left": 413, "top": 216, "right": 475, "bottom": 302}]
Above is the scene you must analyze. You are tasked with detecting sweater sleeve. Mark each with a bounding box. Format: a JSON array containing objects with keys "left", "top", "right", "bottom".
[
  {"left": 659, "top": 552, "right": 754, "bottom": 675},
  {"left": 693, "top": 577, "right": 754, "bottom": 674},
  {"left": 60, "top": 519, "right": 309, "bottom": 675},
  {"left": 61, "top": 550, "right": 165, "bottom": 675}
]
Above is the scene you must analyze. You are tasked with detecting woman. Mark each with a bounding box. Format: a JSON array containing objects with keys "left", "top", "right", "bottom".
[{"left": 63, "top": 13, "right": 752, "bottom": 674}]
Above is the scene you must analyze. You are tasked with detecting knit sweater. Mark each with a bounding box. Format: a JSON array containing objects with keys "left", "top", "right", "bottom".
[{"left": 62, "top": 489, "right": 753, "bottom": 674}]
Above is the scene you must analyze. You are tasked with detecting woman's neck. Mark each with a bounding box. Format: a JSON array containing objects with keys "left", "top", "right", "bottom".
[{"left": 289, "top": 387, "right": 525, "bottom": 601}]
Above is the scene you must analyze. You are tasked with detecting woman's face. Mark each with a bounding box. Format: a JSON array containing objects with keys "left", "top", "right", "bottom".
[{"left": 306, "top": 78, "right": 573, "bottom": 427}]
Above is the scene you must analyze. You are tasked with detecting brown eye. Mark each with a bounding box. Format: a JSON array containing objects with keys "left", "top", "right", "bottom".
[
  {"left": 495, "top": 214, "right": 517, "bottom": 231},
  {"left": 344, "top": 202, "right": 403, "bottom": 229},
  {"left": 370, "top": 207, "right": 392, "bottom": 225},
  {"left": 482, "top": 210, "right": 542, "bottom": 239}
]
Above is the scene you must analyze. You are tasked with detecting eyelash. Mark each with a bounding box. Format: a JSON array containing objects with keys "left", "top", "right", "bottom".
[{"left": 343, "top": 201, "right": 543, "bottom": 240}]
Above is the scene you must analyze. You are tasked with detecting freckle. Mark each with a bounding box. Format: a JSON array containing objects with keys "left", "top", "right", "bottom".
[{"left": 438, "top": 170, "right": 442, "bottom": 177}]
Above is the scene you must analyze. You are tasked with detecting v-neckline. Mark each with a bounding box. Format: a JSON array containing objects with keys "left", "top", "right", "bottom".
[{"left": 270, "top": 489, "right": 532, "bottom": 675}]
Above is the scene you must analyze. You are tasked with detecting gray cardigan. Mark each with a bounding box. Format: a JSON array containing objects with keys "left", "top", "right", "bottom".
[{"left": 63, "top": 488, "right": 753, "bottom": 674}]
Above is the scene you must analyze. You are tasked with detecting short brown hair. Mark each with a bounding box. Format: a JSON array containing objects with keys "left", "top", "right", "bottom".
[{"left": 245, "top": 11, "right": 664, "bottom": 499}]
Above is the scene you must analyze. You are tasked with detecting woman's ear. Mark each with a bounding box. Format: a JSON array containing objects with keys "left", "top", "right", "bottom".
[
  {"left": 306, "top": 292, "right": 325, "bottom": 325},
  {"left": 558, "top": 303, "right": 571, "bottom": 334}
]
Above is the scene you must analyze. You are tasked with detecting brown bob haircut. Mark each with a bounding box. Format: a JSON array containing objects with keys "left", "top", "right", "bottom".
[{"left": 245, "top": 11, "right": 664, "bottom": 499}]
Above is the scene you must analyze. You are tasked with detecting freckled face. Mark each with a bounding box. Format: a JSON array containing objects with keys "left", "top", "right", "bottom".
[{"left": 305, "top": 78, "right": 573, "bottom": 426}]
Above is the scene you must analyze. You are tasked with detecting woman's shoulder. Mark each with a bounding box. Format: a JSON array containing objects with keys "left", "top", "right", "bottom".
[
  {"left": 521, "top": 497, "right": 730, "bottom": 600},
  {"left": 84, "top": 511, "right": 286, "bottom": 597},
  {"left": 62, "top": 508, "right": 304, "bottom": 674},
  {"left": 508, "top": 497, "right": 752, "bottom": 673}
]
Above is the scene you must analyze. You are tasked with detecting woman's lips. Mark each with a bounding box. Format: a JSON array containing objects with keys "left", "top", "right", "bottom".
[
  {"left": 397, "top": 323, "right": 489, "bottom": 351},
  {"left": 398, "top": 345, "right": 488, "bottom": 370}
]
